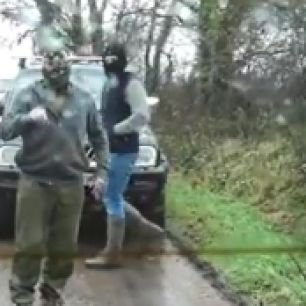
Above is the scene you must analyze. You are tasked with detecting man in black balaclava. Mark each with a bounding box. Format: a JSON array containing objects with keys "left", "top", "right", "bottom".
[
  {"left": 85, "top": 42, "right": 165, "bottom": 269},
  {"left": 1, "top": 50, "right": 108, "bottom": 306},
  {"left": 103, "top": 42, "right": 128, "bottom": 75}
]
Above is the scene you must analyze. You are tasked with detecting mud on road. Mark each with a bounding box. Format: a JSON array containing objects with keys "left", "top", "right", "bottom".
[{"left": 0, "top": 240, "right": 232, "bottom": 306}]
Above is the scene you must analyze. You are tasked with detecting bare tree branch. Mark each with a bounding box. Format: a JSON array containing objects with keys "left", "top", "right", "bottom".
[
  {"left": 17, "top": 29, "right": 35, "bottom": 44},
  {"left": 33, "top": 0, "right": 61, "bottom": 25},
  {"left": 88, "top": 0, "right": 108, "bottom": 54}
]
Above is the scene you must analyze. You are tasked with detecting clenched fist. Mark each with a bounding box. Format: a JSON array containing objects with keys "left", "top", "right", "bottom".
[
  {"left": 88, "top": 176, "right": 105, "bottom": 201},
  {"left": 28, "top": 106, "right": 48, "bottom": 122}
]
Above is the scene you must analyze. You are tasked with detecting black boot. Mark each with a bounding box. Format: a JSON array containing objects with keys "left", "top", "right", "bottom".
[{"left": 39, "top": 283, "right": 64, "bottom": 306}]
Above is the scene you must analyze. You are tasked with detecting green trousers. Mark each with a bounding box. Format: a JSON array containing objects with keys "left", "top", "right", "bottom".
[{"left": 10, "top": 175, "right": 84, "bottom": 304}]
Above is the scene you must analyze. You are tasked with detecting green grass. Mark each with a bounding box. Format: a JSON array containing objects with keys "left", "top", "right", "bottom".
[{"left": 167, "top": 174, "right": 306, "bottom": 306}]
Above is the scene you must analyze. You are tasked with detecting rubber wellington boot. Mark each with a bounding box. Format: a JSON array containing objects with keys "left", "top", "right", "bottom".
[
  {"left": 125, "top": 203, "right": 165, "bottom": 256},
  {"left": 85, "top": 215, "right": 125, "bottom": 269}
]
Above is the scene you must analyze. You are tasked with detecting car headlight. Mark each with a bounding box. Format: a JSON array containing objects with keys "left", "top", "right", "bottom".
[
  {"left": 135, "top": 146, "right": 158, "bottom": 168},
  {"left": 0, "top": 146, "right": 18, "bottom": 166}
]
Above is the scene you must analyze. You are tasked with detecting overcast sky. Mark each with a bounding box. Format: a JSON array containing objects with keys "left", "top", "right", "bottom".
[{"left": 0, "top": 0, "right": 197, "bottom": 79}]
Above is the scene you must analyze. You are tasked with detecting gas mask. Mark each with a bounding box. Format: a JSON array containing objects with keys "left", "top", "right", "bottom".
[
  {"left": 42, "top": 51, "right": 70, "bottom": 93},
  {"left": 103, "top": 43, "right": 127, "bottom": 75}
]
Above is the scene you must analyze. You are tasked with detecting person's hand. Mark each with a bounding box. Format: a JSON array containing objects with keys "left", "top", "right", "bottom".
[
  {"left": 88, "top": 176, "right": 105, "bottom": 201},
  {"left": 28, "top": 106, "right": 48, "bottom": 122}
]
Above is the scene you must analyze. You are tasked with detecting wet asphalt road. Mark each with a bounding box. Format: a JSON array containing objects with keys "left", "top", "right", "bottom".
[{"left": 0, "top": 241, "right": 231, "bottom": 306}]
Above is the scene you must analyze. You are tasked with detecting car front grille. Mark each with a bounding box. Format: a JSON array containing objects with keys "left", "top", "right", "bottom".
[
  {"left": 0, "top": 170, "right": 19, "bottom": 188},
  {"left": 129, "top": 173, "right": 164, "bottom": 192}
]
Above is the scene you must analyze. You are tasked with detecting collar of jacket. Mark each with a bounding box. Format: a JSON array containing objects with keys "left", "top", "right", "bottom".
[{"left": 40, "top": 79, "right": 73, "bottom": 96}]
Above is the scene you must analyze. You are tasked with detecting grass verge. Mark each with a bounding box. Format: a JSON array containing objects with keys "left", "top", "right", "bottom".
[{"left": 166, "top": 173, "right": 306, "bottom": 306}]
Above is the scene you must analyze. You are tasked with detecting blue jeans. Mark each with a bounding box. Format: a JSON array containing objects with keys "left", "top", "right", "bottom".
[{"left": 103, "top": 153, "right": 138, "bottom": 218}]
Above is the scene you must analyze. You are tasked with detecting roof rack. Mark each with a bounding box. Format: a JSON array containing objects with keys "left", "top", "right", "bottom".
[
  {"left": 69, "top": 56, "right": 103, "bottom": 65},
  {"left": 15, "top": 56, "right": 103, "bottom": 69}
]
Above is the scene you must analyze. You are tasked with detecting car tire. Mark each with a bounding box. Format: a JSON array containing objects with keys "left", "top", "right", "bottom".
[
  {"left": 148, "top": 191, "right": 166, "bottom": 228},
  {"left": 0, "top": 195, "right": 15, "bottom": 238}
]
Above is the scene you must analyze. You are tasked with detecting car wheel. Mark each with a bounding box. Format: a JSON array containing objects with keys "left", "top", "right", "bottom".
[
  {"left": 0, "top": 194, "right": 15, "bottom": 238},
  {"left": 148, "top": 191, "right": 166, "bottom": 228}
]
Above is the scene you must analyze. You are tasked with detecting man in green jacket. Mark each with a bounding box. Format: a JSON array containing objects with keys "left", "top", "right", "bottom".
[{"left": 1, "top": 50, "right": 108, "bottom": 306}]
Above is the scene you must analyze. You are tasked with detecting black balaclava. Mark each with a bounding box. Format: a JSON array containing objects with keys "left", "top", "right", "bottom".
[
  {"left": 102, "top": 42, "right": 128, "bottom": 75},
  {"left": 42, "top": 50, "right": 70, "bottom": 93}
]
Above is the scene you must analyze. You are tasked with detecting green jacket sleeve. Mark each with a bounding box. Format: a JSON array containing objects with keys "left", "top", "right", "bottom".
[{"left": 0, "top": 87, "right": 33, "bottom": 141}]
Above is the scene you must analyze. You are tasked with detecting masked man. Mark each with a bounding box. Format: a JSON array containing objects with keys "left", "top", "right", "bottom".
[
  {"left": 85, "top": 42, "right": 165, "bottom": 269},
  {"left": 1, "top": 51, "right": 108, "bottom": 306}
]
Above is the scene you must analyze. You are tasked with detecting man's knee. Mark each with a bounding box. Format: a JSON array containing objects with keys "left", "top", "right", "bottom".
[
  {"left": 104, "top": 197, "right": 125, "bottom": 218},
  {"left": 16, "top": 238, "right": 46, "bottom": 257}
]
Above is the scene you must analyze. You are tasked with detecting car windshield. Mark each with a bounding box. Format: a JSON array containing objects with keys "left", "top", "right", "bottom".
[{"left": 11, "top": 65, "right": 106, "bottom": 109}]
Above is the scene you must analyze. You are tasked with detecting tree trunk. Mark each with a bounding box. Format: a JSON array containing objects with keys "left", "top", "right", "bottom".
[
  {"left": 115, "top": 0, "right": 127, "bottom": 33},
  {"left": 199, "top": 0, "right": 253, "bottom": 115},
  {"left": 70, "top": 0, "right": 84, "bottom": 50},
  {"left": 199, "top": 0, "right": 214, "bottom": 107},
  {"left": 164, "top": 51, "right": 174, "bottom": 85},
  {"left": 149, "top": 0, "right": 177, "bottom": 94},
  {"left": 145, "top": 0, "right": 159, "bottom": 92},
  {"left": 88, "top": 0, "right": 108, "bottom": 55}
]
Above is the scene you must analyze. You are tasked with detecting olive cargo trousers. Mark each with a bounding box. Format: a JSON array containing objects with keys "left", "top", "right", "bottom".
[{"left": 9, "top": 175, "right": 84, "bottom": 305}]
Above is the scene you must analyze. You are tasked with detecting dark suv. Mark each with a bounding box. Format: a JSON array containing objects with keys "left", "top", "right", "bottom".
[{"left": 0, "top": 57, "right": 168, "bottom": 235}]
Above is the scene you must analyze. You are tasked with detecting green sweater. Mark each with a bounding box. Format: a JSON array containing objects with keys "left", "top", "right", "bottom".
[{"left": 1, "top": 80, "right": 108, "bottom": 184}]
